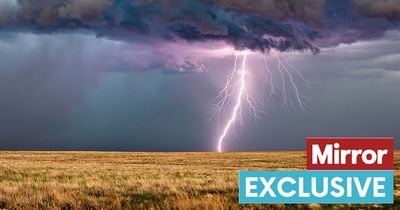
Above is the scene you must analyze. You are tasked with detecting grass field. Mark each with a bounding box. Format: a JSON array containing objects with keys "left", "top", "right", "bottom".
[{"left": 0, "top": 151, "right": 398, "bottom": 209}]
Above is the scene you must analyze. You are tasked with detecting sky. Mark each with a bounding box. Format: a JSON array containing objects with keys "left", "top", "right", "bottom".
[{"left": 0, "top": 0, "right": 399, "bottom": 151}]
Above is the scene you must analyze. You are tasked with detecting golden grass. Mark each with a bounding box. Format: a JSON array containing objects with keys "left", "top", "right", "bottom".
[{"left": 0, "top": 151, "right": 398, "bottom": 209}]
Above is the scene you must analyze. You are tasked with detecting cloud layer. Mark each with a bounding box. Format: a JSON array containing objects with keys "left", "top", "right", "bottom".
[{"left": 0, "top": 0, "right": 399, "bottom": 53}]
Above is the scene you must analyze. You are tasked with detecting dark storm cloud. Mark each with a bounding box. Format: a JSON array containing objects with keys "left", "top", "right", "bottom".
[
  {"left": 309, "top": 0, "right": 400, "bottom": 48},
  {"left": 0, "top": 0, "right": 399, "bottom": 53},
  {"left": 353, "top": 0, "right": 400, "bottom": 19},
  {"left": 208, "top": 0, "right": 325, "bottom": 25}
]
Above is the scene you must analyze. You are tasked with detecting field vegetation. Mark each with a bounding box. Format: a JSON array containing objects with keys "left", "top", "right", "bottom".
[{"left": 0, "top": 151, "right": 398, "bottom": 209}]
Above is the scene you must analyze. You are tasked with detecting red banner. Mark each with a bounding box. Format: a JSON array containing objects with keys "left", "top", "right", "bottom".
[{"left": 306, "top": 137, "right": 394, "bottom": 170}]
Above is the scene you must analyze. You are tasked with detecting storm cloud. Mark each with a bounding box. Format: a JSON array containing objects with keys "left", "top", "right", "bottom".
[
  {"left": 0, "top": 0, "right": 399, "bottom": 53},
  {"left": 0, "top": 1, "right": 400, "bottom": 151},
  {"left": 353, "top": 0, "right": 400, "bottom": 19}
]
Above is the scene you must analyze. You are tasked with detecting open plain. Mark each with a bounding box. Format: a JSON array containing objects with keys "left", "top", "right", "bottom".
[{"left": 0, "top": 151, "right": 398, "bottom": 209}]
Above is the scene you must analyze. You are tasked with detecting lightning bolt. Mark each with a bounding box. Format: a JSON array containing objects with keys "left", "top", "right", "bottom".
[
  {"left": 274, "top": 50, "right": 307, "bottom": 111},
  {"left": 217, "top": 52, "right": 249, "bottom": 153},
  {"left": 214, "top": 50, "right": 308, "bottom": 152}
]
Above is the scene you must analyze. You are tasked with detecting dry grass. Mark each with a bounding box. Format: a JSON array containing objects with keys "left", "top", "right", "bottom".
[{"left": 0, "top": 151, "right": 398, "bottom": 209}]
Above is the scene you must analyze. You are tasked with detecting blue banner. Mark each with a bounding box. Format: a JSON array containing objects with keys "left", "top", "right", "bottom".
[{"left": 239, "top": 170, "right": 393, "bottom": 204}]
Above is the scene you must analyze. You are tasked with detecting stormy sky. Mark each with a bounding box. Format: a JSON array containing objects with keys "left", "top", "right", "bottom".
[{"left": 0, "top": 0, "right": 399, "bottom": 151}]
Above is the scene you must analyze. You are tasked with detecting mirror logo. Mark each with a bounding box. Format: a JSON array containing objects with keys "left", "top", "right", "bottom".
[{"left": 239, "top": 138, "right": 394, "bottom": 204}]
